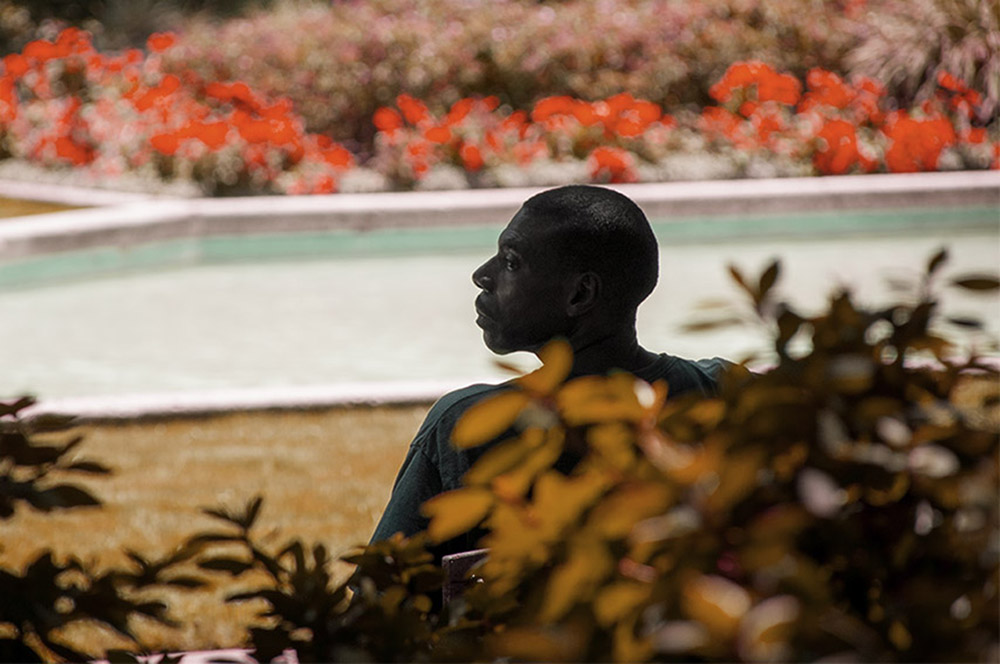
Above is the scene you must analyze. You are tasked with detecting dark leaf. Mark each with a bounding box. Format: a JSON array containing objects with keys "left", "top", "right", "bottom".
[
  {"left": 0, "top": 396, "right": 36, "bottom": 418},
  {"left": 728, "top": 264, "right": 755, "bottom": 299},
  {"left": 65, "top": 460, "right": 112, "bottom": 474},
  {"left": 0, "top": 638, "right": 44, "bottom": 663},
  {"left": 251, "top": 547, "right": 287, "bottom": 580},
  {"left": 758, "top": 260, "right": 781, "bottom": 299},
  {"left": 199, "top": 558, "right": 254, "bottom": 575},
  {"left": 37, "top": 639, "right": 87, "bottom": 663},
  {"left": 183, "top": 531, "right": 245, "bottom": 546},
  {"left": 244, "top": 495, "right": 264, "bottom": 529},
  {"left": 162, "top": 575, "right": 208, "bottom": 589},
  {"left": 201, "top": 506, "right": 243, "bottom": 526},
  {"left": 951, "top": 275, "right": 1000, "bottom": 291},
  {"left": 279, "top": 541, "right": 307, "bottom": 573},
  {"left": 4, "top": 441, "right": 66, "bottom": 466},
  {"left": 25, "top": 413, "right": 77, "bottom": 433},
  {"left": 30, "top": 484, "right": 101, "bottom": 510},
  {"left": 134, "top": 600, "right": 173, "bottom": 624},
  {"left": 125, "top": 549, "right": 150, "bottom": 570},
  {"left": 926, "top": 248, "right": 948, "bottom": 276},
  {"left": 947, "top": 316, "right": 983, "bottom": 329},
  {"left": 106, "top": 649, "right": 143, "bottom": 664}
]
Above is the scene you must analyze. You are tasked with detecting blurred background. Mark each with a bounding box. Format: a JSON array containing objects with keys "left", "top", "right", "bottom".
[{"left": 0, "top": 0, "right": 997, "bottom": 657}]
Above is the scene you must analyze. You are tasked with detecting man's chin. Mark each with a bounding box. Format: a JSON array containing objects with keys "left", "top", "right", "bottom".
[{"left": 482, "top": 333, "right": 515, "bottom": 355}]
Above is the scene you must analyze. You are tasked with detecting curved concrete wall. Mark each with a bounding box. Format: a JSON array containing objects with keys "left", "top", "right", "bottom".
[{"left": 2, "top": 171, "right": 997, "bottom": 261}]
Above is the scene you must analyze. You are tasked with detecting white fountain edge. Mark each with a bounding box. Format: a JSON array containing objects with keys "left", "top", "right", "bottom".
[{"left": 1, "top": 171, "right": 997, "bottom": 261}]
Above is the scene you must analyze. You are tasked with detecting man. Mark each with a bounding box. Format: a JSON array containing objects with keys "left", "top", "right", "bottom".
[{"left": 370, "top": 185, "right": 728, "bottom": 557}]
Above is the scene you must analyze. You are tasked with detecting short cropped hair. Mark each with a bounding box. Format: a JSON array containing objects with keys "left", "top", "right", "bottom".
[{"left": 522, "top": 185, "right": 659, "bottom": 311}]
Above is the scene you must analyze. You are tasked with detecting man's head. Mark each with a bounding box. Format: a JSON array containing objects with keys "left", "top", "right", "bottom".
[{"left": 472, "top": 185, "right": 659, "bottom": 354}]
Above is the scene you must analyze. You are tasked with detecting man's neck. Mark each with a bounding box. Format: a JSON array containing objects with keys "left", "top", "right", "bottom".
[{"left": 563, "top": 326, "right": 658, "bottom": 378}]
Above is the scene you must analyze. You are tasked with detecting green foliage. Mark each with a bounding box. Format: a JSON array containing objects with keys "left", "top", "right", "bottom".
[
  {"left": 0, "top": 396, "right": 104, "bottom": 519},
  {"left": 0, "top": 397, "right": 206, "bottom": 661},
  {"left": 187, "top": 496, "right": 451, "bottom": 662}
]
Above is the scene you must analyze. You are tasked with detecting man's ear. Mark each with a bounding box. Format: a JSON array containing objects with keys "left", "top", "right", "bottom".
[{"left": 567, "top": 272, "right": 601, "bottom": 316}]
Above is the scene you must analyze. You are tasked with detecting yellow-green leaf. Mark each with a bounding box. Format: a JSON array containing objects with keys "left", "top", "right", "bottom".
[
  {"left": 586, "top": 481, "right": 674, "bottom": 539},
  {"left": 682, "top": 574, "right": 751, "bottom": 640},
  {"left": 737, "top": 595, "right": 800, "bottom": 662},
  {"left": 491, "top": 429, "right": 564, "bottom": 500},
  {"left": 463, "top": 429, "right": 542, "bottom": 486},
  {"left": 518, "top": 339, "right": 573, "bottom": 394},
  {"left": 595, "top": 581, "right": 654, "bottom": 628},
  {"left": 421, "top": 487, "right": 494, "bottom": 543},
  {"left": 539, "top": 538, "right": 613, "bottom": 623},
  {"left": 451, "top": 390, "right": 530, "bottom": 448}
]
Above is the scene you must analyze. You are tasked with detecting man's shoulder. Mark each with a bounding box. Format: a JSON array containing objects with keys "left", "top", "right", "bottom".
[
  {"left": 417, "top": 381, "right": 513, "bottom": 437},
  {"left": 641, "top": 354, "right": 731, "bottom": 397}
]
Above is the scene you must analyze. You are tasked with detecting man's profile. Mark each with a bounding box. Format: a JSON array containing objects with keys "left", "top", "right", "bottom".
[{"left": 370, "top": 184, "right": 728, "bottom": 558}]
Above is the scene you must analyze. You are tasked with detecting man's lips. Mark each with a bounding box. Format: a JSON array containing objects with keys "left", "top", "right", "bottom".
[{"left": 474, "top": 295, "right": 495, "bottom": 325}]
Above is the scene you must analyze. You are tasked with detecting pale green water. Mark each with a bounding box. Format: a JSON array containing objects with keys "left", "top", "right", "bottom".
[{"left": 2, "top": 230, "right": 997, "bottom": 399}]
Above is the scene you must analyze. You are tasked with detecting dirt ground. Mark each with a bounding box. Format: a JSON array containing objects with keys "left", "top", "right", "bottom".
[
  {"left": 0, "top": 197, "right": 80, "bottom": 219},
  {"left": 3, "top": 404, "right": 429, "bottom": 654}
]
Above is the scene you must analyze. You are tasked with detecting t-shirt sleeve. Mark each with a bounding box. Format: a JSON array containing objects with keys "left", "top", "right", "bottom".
[
  {"left": 680, "top": 356, "right": 732, "bottom": 397},
  {"left": 369, "top": 440, "right": 442, "bottom": 543}
]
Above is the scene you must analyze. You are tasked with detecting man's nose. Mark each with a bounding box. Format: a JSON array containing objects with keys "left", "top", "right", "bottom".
[{"left": 472, "top": 259, "right": 494, "bottom": 291}]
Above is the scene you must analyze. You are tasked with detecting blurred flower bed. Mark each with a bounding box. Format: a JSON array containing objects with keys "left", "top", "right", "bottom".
[{"left": 0, "top": 0, "right": 996, "bottom": 196}]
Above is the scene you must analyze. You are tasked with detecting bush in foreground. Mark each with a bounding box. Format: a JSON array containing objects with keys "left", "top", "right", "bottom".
[
  {"left": 0, "top": 398, "right": 204, "bottom": 662},
  {"left": 3, "top": 252, "right": 998, "bottom": 661}
]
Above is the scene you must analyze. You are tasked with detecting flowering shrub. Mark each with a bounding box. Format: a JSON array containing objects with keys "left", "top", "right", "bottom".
[
  {"left": 0, "top": 28, "right": 354, "bottom": 194},
  {"left": 163, "top": 0, "right": 859, "bottom": 148},
  {"left": 0, "top": 25, "right": 995, "bottom": 195},
  {"left": 370, "top": 92, "right": 675, "bottom": 186}
]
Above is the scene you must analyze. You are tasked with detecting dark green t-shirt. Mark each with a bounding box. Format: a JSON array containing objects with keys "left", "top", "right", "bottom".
[{"left": 370, "top": 354, "right": 728, "bottom": 558}]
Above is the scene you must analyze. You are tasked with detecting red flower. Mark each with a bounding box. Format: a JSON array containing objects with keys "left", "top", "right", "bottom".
[
  {"left": 0, "top": 77, "right": 16, "bottom": 123},
  {"left": 532, "top": 96, "right": 576, "bottom": 122},
  {"left": 460, "top": 143, "right": 484, "bottom": 171},
  {"left": 757, "top": 71, "right": 801, "bottom": 106},
  {"left": 423, "top": 125, "right": 452, "bottom": 144},
  {"left": 191, "top": 121, "right": 229, "bottom": 149},
  {"left": 799, "top": 69, "right": 853, "bottom": 112},
  {"left": 445, "top": 98, "right": 474, "bottom": 126},
  {"left": 711, "top": 62, "right": 800, "bottom": 112},
  {"left": 151, "top": 133, "right": 180, "bottom": 156},
  {"left": 396, "top": 93, "right": 429, "bottom": 125},
  {"left": 698, "top": 107, "right": 752, "bottom": 148},
  {"left": 883, "top": 111, "right": 957, "bottom": 172},
  {"left": 814, "top": 119, "right": 860, "bottom": 175},
  {"left": 962, "top": 127, "right": 987, "bottom": 144},
  {"left": 589, "top": 146, "right": 637, "bottom": 183},
  {"left": 2, "top": 54, "right": 29, "bottom": 78},
  {"left": 147, "top": 32, "right": 177, "bottom": 53},
  {"left": 936, "top": 71, "right": 966, "bottom": 93},
  {"left": 314, "top": 174, "right": 336, "bottom": 194},
  {"left": 205, "top": 81, "right": 261, "bottom": 111},
  {"left": 321, "top": 143, "right": 354, "bottom": 169},
  {"left": 373, "top": 107, "right": 403, "bottom": 136}
]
